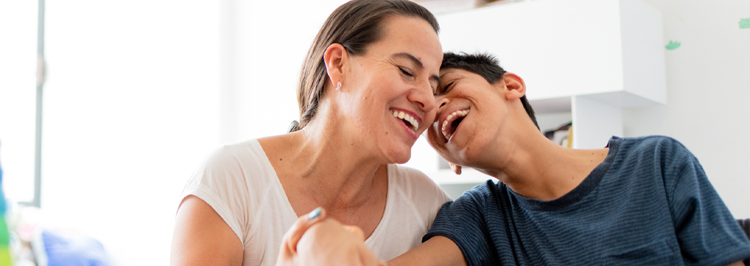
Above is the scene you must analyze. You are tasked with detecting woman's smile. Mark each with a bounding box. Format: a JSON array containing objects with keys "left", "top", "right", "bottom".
[{"left": 389, "top": 107, "right": 422, "bottom": 140}]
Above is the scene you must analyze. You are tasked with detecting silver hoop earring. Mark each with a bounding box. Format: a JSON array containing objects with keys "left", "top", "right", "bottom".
[{"left": 336, "top": 82, "right": 341, "bottom": 91}]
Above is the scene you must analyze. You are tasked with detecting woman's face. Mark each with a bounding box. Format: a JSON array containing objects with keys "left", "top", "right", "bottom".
[{"left": 340, "top": 15, "right": 442, "bottom": 164}]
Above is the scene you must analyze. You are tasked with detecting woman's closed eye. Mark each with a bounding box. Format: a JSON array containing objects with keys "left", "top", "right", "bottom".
[{"left": 398, "top": 66, "right": 414, "bottom": 77}]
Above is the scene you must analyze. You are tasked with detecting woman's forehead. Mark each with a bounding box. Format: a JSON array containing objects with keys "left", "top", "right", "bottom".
[{"left": 373, "top": 16, "right": 442, "bottom": 64}]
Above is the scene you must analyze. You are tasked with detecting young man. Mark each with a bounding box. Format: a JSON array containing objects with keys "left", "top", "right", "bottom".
[
  {"left": 281, "top": 52, "right": 750, "bottom": 266},
  {"left": 398, "top": 52, "right": 750, "bottom": 265}
]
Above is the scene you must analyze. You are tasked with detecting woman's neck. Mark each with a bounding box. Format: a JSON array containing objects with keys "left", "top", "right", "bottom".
[{"left": 262, "top": 107, "right": 389, "bottom": 212}]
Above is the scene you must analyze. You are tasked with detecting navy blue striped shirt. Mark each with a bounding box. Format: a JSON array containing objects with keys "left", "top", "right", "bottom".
[{"left": 424, "top": 136, "right": 750, "bottom": 266}]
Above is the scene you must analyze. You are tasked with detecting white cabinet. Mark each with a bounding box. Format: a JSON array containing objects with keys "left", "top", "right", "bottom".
[{"left": 408, "top": 0, "right": 667, "bottom": 185}]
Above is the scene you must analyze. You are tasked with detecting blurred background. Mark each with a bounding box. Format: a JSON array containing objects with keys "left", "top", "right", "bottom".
[{"left": 0, "top": 0, "right": 748, "bottom": 265}]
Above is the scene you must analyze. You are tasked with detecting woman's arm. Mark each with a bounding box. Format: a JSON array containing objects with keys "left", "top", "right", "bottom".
[{"left": 171, "top": 195, "right": 244, "bottom": 266}]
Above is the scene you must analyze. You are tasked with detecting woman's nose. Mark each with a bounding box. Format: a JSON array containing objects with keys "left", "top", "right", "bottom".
[{"left": 408, "top": 83, "right": 436, "bottom": 113}]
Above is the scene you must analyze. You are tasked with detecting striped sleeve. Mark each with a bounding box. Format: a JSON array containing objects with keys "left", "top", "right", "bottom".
[
  {"left": 665, "top": 140, "right": 750, "bottom": 266},
  {"left": 423, "top": 181, "right": 499, "bottom": 266}
]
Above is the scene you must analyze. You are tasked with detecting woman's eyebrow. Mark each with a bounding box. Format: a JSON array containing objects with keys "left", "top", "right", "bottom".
[{"left": 392, "top": 52, "right": 423, "bottom": 68}]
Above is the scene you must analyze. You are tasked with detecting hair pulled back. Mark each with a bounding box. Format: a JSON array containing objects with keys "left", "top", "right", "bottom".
[{"left": 290, "top": 0, "right": 439, "bottom": 132}]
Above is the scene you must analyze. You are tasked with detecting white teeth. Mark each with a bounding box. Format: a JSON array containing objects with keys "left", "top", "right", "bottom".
[
  {"left": 391, "top": 109, "right": 419, "bottom": 131},
  {"left": 441, "top": 109, "right": 470, "bottom": 141}
]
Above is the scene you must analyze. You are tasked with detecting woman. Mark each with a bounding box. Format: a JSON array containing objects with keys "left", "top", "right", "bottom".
[{"left": 170, "top": 0, "right": 451, "bottom": 265}]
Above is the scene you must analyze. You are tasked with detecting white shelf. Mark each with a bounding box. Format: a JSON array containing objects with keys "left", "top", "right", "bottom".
[
  {"left": 436, "top": 0, "right": 666, "bottom": 106},
  {"left": 434, "top": 0, "right": 666, "bottom": 149},
  {"left": 413, "top": 0, "right": 668, "bottom": 185}
]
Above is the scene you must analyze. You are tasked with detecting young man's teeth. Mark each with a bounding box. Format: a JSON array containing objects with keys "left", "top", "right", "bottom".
[{"left": 441, "top": 109, "right": 470, "bottom": 141}]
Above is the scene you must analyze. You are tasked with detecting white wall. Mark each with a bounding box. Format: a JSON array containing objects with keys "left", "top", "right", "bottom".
[
  {"left": 220, "top": 0, "right": 350, "bottom": 143},
  {"left": 39, "top": 1, "right": 220, "bottom": 265},
  {"left": 0, "top": 1, "right": 38, "bottom": 202},
  {"left": 624, "top": 0, "right": 750, "bottom": 218}
]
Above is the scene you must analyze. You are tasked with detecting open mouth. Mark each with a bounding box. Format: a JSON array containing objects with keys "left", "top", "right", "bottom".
[
  {"left": 441, "top": 109, "right": 469, "bottom": 141},
  {"left": 390, "top": 109, "right": 420, "bottom": 134},
  {"left": 391, "top": 110, "right": 419, "bottom": 134}
]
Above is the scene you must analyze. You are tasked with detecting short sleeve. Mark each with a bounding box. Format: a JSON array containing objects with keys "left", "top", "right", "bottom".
[
  {"left": 180, "top": 145, "right": 253, "bottom": 245},
  {"left": 667, "top": 144, "right": 750, "bottom": 266},
  {"left": 423, "top": 181, "right": 499, "bottom": 266}
]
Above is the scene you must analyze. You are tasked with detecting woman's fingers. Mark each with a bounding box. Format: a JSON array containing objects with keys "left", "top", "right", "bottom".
[
  {"left": 342, "top": 225, "right": 366, "bottom": 242},
  {"left": 342, "top": 225, "right": 383, "bottom": 266},
  {"left": 287, "top": 207, "right": 326, "bottom": 254},
  {"left": 276, "top": 207, "right": 326, "bottom": 266},
  {"left": 356, "top": 243, "right": 379, "bottom": 266},
  {"left": 296, "top": 220, "right": 384, "bottom": 266}
]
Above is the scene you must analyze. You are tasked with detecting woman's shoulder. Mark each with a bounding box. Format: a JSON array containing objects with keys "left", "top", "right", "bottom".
[
  {"left": 201, "top": 139, "right": 271, "bottom": 172},
  {"left": 185, "top": 139, "right": 277, "bottom": 195},
  {"left": 210, "top": 138, "right": 265, "bottom": 160}
]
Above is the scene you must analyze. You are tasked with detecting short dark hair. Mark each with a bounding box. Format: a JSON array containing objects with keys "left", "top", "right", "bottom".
[
  {"left": 291, "top": 0, "right": 439, "bottom": 132},
  {"left": 441, "top": 52, "right": 539, "bottom": 130}
]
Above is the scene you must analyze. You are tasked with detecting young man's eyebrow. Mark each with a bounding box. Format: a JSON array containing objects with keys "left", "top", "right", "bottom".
[
  {"left": 439, "top": 70, "right": 457, "bottom": 82},
  {"left": 392, "top": 52, "right": 441, "bottom": 85},
  {"left": 439, "top": 69, "right": 456, "bottom": 78}
]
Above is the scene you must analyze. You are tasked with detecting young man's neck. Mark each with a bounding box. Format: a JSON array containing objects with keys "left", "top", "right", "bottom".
[{"left": 476, "top": 121, "right": 609, "bottom": 201}]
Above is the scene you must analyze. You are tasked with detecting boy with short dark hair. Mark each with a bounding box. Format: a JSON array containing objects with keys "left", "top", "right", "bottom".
[{"left": 403, "top": 52, "right": 750, "bottom": 265}]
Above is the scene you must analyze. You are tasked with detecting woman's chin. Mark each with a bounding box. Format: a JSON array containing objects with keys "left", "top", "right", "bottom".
[{"left": 384, "top": 148, "right": 411, "bottom": 164}]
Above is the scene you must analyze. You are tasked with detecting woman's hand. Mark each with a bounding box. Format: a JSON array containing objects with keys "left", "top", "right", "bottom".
[
  {"left": 276, "top": 207, "right": 327, "bottom": 266},
  {"left": 276, "top": 207, "right": 385, "bottom": 266}
]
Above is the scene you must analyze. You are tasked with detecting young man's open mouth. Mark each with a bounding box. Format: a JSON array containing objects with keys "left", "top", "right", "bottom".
[{"left": 440, "top": 108, "right": 469, "bottom": 142}]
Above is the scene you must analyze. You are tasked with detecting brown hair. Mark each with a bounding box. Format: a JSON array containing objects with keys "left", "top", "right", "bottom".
[{"left": 290, "top": 0, "right": 439, "bottom": 132}]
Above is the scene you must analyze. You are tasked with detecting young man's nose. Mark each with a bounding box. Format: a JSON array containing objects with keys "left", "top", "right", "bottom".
[{"left": 436, "top": 96, "right": 449, "bottom": 111}]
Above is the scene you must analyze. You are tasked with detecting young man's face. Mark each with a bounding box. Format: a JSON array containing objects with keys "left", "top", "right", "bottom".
[{"left": 426, "top": 68, "right": 510, "bottom": 167}]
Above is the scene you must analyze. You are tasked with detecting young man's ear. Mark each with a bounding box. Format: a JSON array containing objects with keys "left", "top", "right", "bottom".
[
  {"left": 323, "top": 43, "right": 348, "bottom": 89},
  {"left": 449, "top": 163, "right": 462, "bottom": 175},
  {"left": 500, "top": 73, "right": 526, "bottom": 101}
]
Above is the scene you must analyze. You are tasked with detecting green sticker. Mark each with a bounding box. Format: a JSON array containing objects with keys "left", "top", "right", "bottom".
[
  {"left": 665, "top": 40, "right": 680, "bottom": 50},
  {"left": 740, "top": 18, "right": 750, "bottom": 29}
]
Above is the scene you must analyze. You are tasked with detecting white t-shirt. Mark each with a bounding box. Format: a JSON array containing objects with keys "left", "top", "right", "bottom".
[{"left": 181, "top": 139, "right": 452, "bottom": 266}]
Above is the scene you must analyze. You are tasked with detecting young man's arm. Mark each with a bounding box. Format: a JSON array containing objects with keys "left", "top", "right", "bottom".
[
  {"left": 663, "top": 138, "right": 750, "bottom": 265},
  {"left": 389, "top": 236, "right": 467, "bottom": 266}
]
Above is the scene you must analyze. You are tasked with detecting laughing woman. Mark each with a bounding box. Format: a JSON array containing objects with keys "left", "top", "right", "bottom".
[{"left": 169, "top": 1, "right": 451, "bottom": 265}]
